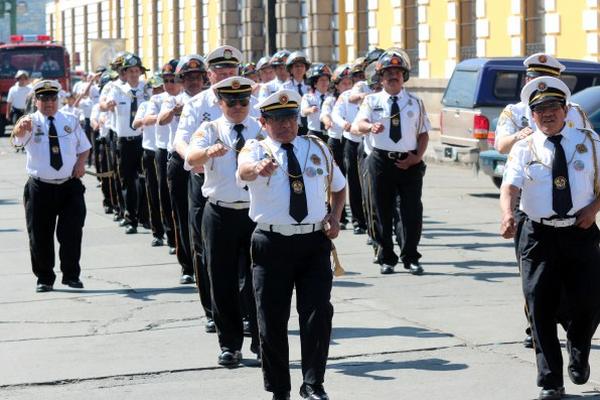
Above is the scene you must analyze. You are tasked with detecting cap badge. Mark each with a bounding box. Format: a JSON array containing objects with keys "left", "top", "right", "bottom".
[
  {"left": 537, "top": 82, "right": 547, "bottom": 91},
  {"left": 223, "top": 49, "right": 233, "bottom": 60},
  {"left": 538, "top": 55, "right": 548, "bottom": 63},
  {"left": 391, "top": 57, "right": 400, "bottom": 65},
  {"left": 554, "top": 176, "right": 567, "bottom": 190},
  {"left": 44, "top": 82, "right": 51, "bottom": 89},
  {"left": 189, "top": 60, "right": 199, "bottom": 68},
  {"left": 291, "top": 180, "right": 304, "bottom": 194},
  {"left": 164, "top": 65, "right": 172, "bottom": 72},
  {"left": 231, "top": 80, "right": 241, "bottom": 89},
  {"left": 576, "top": 143, "right": 588, "bottom": 154},
  {"left": 279, "top": 94, "right": 289, "bottom": 105}
]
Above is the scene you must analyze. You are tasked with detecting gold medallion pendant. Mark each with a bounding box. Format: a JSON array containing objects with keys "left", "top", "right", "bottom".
[
  {"left": 576, "top": 143, "right": 588, "bottom": 154},
  {"left": 391, "top": 118, "right": 400, "bottom": 127},
  {"left": 291, "top": 180, "right": 304, "bottom": 194},
  {"left": 554, "top": 176, "right": 567, "bottom": 190},
  {"left": 51, "top": 146, "right": 60, "bottom": 154}
]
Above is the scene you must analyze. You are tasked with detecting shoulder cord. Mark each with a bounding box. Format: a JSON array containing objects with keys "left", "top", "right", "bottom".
[{"left": 306, "top": 134, "right": 345, "bottom": 277}]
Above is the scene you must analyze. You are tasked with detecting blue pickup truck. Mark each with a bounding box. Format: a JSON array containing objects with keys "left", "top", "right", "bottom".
[{"left": 437, "top": 57, "right": 600, "bottom": 188}]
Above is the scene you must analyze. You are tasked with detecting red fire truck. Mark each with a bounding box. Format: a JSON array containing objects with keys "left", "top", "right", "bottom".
[{"left": 0, "top": 34, "right": 71, "bottom": 135}]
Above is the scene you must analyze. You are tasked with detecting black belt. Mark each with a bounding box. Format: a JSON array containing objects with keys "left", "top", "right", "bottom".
[
  {"left": 373, "top": 148, "right": 417, "bottom": 160},
  {"left": 118, "top": 136, "right": 142, "bottom": 142}
]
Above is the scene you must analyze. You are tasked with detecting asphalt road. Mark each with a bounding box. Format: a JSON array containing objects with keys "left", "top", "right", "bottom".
[{"left": 1, "top": 136, "right": 599, "bottom": 400}]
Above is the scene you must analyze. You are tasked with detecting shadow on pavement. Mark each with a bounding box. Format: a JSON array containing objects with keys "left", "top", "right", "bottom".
[
  {"left": 51, "top": 286, "right": 197, "bottom": 301},
  {"left": 328, "top": 358, "right": 468, "bottom": 380},
  {"left": 422, "top": 260, "right": 517, "bottom": 269},
  {"left": 424, "top": 271, "right": 520, "bottom": 283},
  {"left": 289, "top": 326, "right": 453, "bottom": 343},
  {"left": 469, "top": 192, "right": 500, "bottom": 199},
  {"left": 332, "top": 281, "right": 373, "bottom": 288},
  {"left": 0, "top": 199, "right": 18, "bottom": 205}
]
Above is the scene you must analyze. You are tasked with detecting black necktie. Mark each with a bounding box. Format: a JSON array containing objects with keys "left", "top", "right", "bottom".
[
  {"left": 319, "top": 94, "right": 326, "bottom": 131},
  {"left": 48, "top": 116, "right": 63, "bottom": 170},
  {"left": 389, "top": 95, "right": 402, "bottom": 142},
  {"left": 130, "top": 89, "right": 138, "bottom": 130},
  {"left": 547, "top": 135, "right": 573, "bottom": 217},
  {"left": 233, "top": 123, "right": 245, "bottom": 163},
  {"left": 282, "top": 142, "right": 308, "bottom": 223},
  {"left": 297, "top": 83, "right": 307, "bottom": 129},
  {"left": 297, "top": 83, "right": 303, "bottom": 96}
]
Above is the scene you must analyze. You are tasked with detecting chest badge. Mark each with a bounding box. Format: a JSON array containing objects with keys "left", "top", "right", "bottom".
[
  {"left": 567, "top": 120, "right": 575, "bottom": 128},
  {"left": 305, "top": 166, "right": 316, "bottom": 177},
  {"left": 554, "top": 176, "right": 568, "bottom": 190},
  {"left": 576, "top": 143, "right": 588, "bottom": 154},
  {"left": 573, "top": 160, "right": 585, "bottom": 171},
  {"left": 310, "top": 154, "right": 321, "bottom": 165},
  {"left": 291, "top": 180, "right": 304, "bottom": 194}
]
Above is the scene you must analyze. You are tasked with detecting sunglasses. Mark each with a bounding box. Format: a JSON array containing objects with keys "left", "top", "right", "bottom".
[
  {"left": 163, "top": 78, "right": 177, "bottom": 84},
  {"left": 223, "top": 98, "right": 250, "bottom": 107},
  {"left": 36, "top": 94, "right": 58, "bottom": 102},
  {"left": 532, "top": 102, "right": 563, "bottom": 114},
  {"left": 265, "top": 114, "right": 297, "bottom": 123}
]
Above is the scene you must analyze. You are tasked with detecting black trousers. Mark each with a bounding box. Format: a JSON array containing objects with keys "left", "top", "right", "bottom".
[
  {"left": 519, "top": 218, "right": 600, "bottom": 388},
  {"left": 343, "top": 139, "right": 367, "bottom": 230},
  {"left": 117, "top": 136, "right": 143, "bottom": 226},
  {"left": 252, "top": 230, "right": 333, "bottom": 393},
  {"left": 84, "top": 118, "right": 93, "bottom": 167},
  {"left": 202, "top": 202, "right": 258, "bottom": 352},
  {"left": 358, "top": 142, "right": 376, "bottom": 242},
  {"left": 108, "top": 131, "right": 126, "bottom": 217},
  {"left": 166, "top": 152, "right": 194, "bottom": 276},
  {"left": 23, "top": 178, "right": 86, "bottom": 285},
  {"left": 94, "top": 135, "right": 113, "bottom": 209},
  {"left": 188, "top": 173, "right": 212, "bottom": 319},
  {"left": 367, "top": 149, "right": 425, "bottom": 266},
  {"left": 155, "top": 148, "right": 176, "bottom": 247},
  {"left": 142, "top": 149, "right": 164, "bottom": 239},
  {"left": 10, "top": 107, "right": 24, "bottom": 124}
]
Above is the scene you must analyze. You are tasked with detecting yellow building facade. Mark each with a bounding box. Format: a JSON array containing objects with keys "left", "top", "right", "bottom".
[{"left": 45, "top": 0, "right": 600, "bottom": 79}]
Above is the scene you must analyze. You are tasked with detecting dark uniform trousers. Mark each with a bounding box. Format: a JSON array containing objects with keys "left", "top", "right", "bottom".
[
  {"left": 327, "top": 137, "right": 348, "bottom": 225},
  {"left": 188, "top": 173, "right": 213, "bottom": 320},
  {"left": 519, "top": 219, "right": 600, "bottom": 389},
  {"left": 108, "top": 130, "right": 126, "bottom": 217},
  {"left": 142, "top": 149, "right": 165, "bottom": 239},
  {"left": 252, "top": 230, "right": 333, "bottom": 393},
  {"left": 117, "top": 136, "right": 144, "bottom": 226},
  {"left": 23, "top": 178, "right": 86, "bottom": 285},
  {"left": 154, "top": 148, "right": 176, "bottom": 247},
  {"left": 367, "top": 149, "right": 425, "bottom": 266},
  {"left": 202, "top": 202, "right": 258, "bottom": 352},
  {"left": 84, "top": 118, "right": 93, "bottom": 167},
  {"left": 94, "top": 134, "right": 115, "bottom": 209},
  {"left": 166, "top": 152, "right": 194, "bottom": 276},
  {"left": 343, "top": 139, "right": 367, "bottom": 230},
  {"left": 357, "top": 142, "right": 376, "bottom": 242}
]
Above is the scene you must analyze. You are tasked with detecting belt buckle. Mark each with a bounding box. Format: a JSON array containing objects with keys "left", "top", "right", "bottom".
[{"left": 387, "top": 151, "right": 398, "bottom": 160}]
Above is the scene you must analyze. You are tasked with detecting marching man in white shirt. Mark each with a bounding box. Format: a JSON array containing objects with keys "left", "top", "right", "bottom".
[
  {"left": 237, "top": 89, "right": 346, "bottom": 400},
  {"left": 500, "top": 76, "right": 600, "bottom": 400},
  {"left": 6, "top": 70, "right": 32, "bottom": 124},
  {"left": 185, "top": 76, "right": 261, "bottom": 368},
  {"left": 13, "top": 80, "right": 91, "bottom": 292}
]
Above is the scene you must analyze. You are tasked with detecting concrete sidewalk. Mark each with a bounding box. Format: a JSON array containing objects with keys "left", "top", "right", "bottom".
[{"left": 0, "top": 136, "right": 599, "bottom": 400}]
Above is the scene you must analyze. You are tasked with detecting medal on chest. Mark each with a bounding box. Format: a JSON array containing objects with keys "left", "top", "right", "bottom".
[
  {"left": 554, "top": 176, "right": 568, "bottom": 190},
  {"left": 51, "top": 145, "right": 60, "bottom": 154},
  {"left": 291, "top": 180, "right": 304, "bottom": 194},
  {"left": 573, "top": 159, "right": 585, "bottom": 171},
  {"left": 576, "top": 143, "right": 588, "bottom": 154},
  {"left": 391, "top": 117, "right": 400, "bottom": 127}
]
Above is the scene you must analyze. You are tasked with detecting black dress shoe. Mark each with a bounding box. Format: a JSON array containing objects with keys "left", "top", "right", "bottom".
[
  {"left": 353, "top": 227, "right": 366, "bottom": 235},
  {"left": 62, "top": 279, "right": 84, "bottom": 289},
  {"left": 36, "top": 283, "right": 53, "bottom": 293},
  {"left": 380, "top": 264, "right": 394, "bottom": 274},
  {"left": 119, "top": 218, "right": 129, "bottom": 227},
  {"left": 113, "top": 214, "right": 123, "bottom": 222},
  {"left": 404, "top": 262, "right": 424, "bottom": 275},
  {"left": 205, "top": 319, "right": 216, "bottom": 333},
  {"left": 125, "top": 225, "right": 137, "bottom": 234},
  {"left": 218, "top": 350, "right": 242, "bottom": 367},
  {"left": 523, "top": 335, "right": 534, "bottom": 348},
  {"left": 539, "top": 386, "right": 564, "bottom": 400},
  {"left": 299, "top": 383, "right": 329, "bottom": 400},
  {"left": 169, "top": 247, "right": 176, "bottom": 255},
  {"left": 567, "top": 341, "right": 590, "bottom": 385},
  {"left": 103, "top": 206, "right": 113, "bottom": 214},
  {"left": 151, "top": 237, "right": 164, "bottom": 247},
  {"left": 272, "top": 392, "right": 290, "bottom": 400},
  {"left": 366, "top": 237, "right": 373, "bottom": 245}
]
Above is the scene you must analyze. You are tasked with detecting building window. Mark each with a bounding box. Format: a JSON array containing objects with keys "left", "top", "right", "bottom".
[
  {"left": 332, "top": 0, "right": 339, "bottom": 63},
  {"left": 178, "top": 0, "right": 185, "bottom": 57},
  {"left": 404, "top": 0, "right": 419, "bottom": 76},
  {"left": 137, "top": 0, "right": 144, "bottom": 57},
  {"left": 356, "top": 0, "right": 368, "bottom": 56},
  {"left": 157, "top": 0, "right": 163, "bottom": 65},
  {"left": 459, "top": 0, "right": 476, "bottom": 60},
  {"left": 524, "top": 0, "right": 544, "bottom": 55}
]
